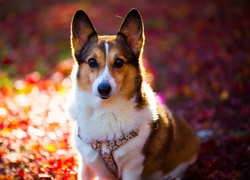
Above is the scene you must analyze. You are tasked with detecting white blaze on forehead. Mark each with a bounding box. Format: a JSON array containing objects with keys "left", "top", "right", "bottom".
[
  {"left": 105, "top": 41, "right": 109, "bottom": 63},
  {"left": 102, "top": 41, "right": 110, "bottom": 79}
]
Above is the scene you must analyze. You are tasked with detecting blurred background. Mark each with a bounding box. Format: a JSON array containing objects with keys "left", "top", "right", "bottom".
[{"left": 0, "top": 0, "right": 249, "bottom": 179}]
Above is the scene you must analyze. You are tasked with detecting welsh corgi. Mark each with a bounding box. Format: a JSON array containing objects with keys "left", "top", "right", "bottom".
[{"left": 68, "top": 8, "right": 200, "bottom": 180}]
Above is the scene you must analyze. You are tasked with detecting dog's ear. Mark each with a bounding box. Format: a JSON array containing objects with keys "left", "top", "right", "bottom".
[
  {"left": 117, "top": 9, "right": 145, "bottom": 57},
  {"left": 71, "top": 10, "right": 97, "bottom": 54}
]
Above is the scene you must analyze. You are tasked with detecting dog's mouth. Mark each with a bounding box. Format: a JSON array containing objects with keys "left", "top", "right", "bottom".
[
  {"left": 100, "top": 96, "right": 109, "bottom": 100},
  {"left": 98, "top": 95, "right": 111, "bottom": 100}
]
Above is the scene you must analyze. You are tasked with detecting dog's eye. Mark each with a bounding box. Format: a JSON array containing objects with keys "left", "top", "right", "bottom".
[
  {"left": 114, "top": 58, "right": 124, "bottom": 68},
  {"left": 88, "top": 58, "right": 98, "bottom": 68}
]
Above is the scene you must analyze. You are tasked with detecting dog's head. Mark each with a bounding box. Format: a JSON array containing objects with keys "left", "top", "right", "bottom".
[{"left": 71, "top": 9, "right": 145, "bottom": 100}]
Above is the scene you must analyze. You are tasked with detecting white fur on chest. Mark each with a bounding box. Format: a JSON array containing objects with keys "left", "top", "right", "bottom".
[{"left": 69, "top": 90, "right": 152, "bottom": 141}]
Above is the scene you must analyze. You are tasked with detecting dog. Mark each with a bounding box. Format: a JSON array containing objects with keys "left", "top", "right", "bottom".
[{"left": 68, "top": 8, "right": 200, "bottom": 180}]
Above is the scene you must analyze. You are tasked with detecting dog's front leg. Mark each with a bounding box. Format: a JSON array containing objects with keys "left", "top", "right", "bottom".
[
  {"left": 86, "top": 153, "right": 116, "bottom": 180},
  {"left": 78, "top": 155, "right": 96, "bottom": 180},
  {"left": 120, "top": 154, "right": 144, "bottom": 180},
  {"left": 77, "top": 146, "right": 116, "bottom": 179}
]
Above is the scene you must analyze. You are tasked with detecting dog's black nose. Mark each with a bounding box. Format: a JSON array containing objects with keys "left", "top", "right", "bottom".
[{"left": 97, "top": 83, "right": 111, "bottom": 97}]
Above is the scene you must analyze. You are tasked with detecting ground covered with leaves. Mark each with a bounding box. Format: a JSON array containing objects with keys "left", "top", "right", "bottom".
[{"left": 0, "top": 0, "right": 249, "bottom": 179}]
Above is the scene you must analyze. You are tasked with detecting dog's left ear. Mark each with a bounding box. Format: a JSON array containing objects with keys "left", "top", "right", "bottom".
[
  {"left": 71, "top": 10, "right": 97, "bottom": 55},
  {"left": 117, "top": 9, "right": 145, "bottom": 57}
]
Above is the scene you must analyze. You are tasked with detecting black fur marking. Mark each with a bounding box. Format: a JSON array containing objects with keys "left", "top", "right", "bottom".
[
  {"left": 97, "top": 41, "right": 107, "bottom": 59},
  {"left": 135, "top": 89, "right": 147, "bottom": 109},
  {"left": 117, "top": 32, "right": 142, "bottom": 60},
  {"left": 75, "top": 35, "right": 97, "bottom": 65},
  {"left": 115, "top": 35, "right": 140, "bottom": 67},
  {"left": 76, "top": 66, "right": 81, "bottom": 79}
]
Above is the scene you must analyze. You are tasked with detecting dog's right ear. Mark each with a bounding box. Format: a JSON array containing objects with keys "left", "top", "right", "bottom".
[
  {"left": 117, "top": 9, "right": 144, "bottom": 58},
  {"left": 71, "top": 10, "right": 97, "bottom": 55}
]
